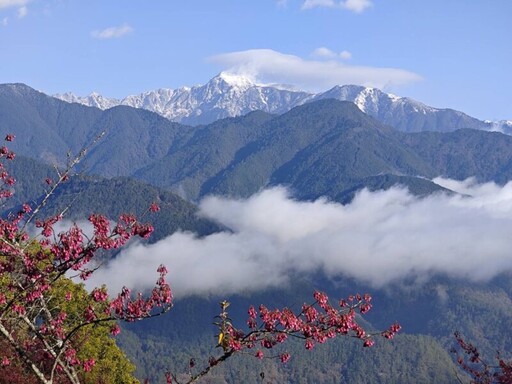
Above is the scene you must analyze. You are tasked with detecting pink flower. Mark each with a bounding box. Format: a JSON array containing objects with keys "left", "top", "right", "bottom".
[
  {"left": 280, "top": 353, "right": 291, "bottom": 363},
  {"left": 110, "top": 324, "right": 121, "bottom": 336},
  {"left": 313, "top": 291, "right": 328, "bottom": 306},
  {"left": 92, "top": 288, "right": 108, "bottom": 302},
  {"left": 149, "top": 203, "right": 160, "bottom": 212},
  {"left": 83, "top": 358, "right": 95, "bottom": 372},
  {"left": 359, "top": 303, "right": 372, "bottom": 314}
]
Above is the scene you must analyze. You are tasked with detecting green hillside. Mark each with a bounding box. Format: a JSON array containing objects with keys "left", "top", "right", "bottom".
[{"left": 5, "top": 84, "right": 512, "bottom": 204}]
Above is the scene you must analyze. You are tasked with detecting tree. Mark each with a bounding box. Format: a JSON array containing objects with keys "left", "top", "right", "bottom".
[
  {"left": 0, "top": 277, "right": 139, "bottom": 383},
  {"left": 451, "top": 332, "right": 512, "bottom": 384},
  {"left": 167, "top": 294, "right": 401, "bottom": 384},
  {"left": 0, "top": 134, "right": 399, "bottom": 383},
  {"left": 0, "top": 134, "right": 172, "bottom": 383}
]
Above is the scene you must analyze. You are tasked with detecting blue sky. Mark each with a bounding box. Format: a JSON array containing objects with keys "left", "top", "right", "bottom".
[{"left": 1, "top": 0, "right": 510, "bottom": 120}]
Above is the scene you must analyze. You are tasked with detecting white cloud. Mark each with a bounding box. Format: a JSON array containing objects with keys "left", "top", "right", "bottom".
[
  {"left": 88, "top": 179, "right": 512, "bottom": 298},
  {"left": 91, "top": 23, "right": 133, "bottom": 40},
  {"left": 0, "top": 0, "right": 29, "bottom": 9},
  {"left": 17, "top": 5, "right": 26, "bottom": 18},
  {"left": 339, "top": 50, "right": 352, "bottom": 60},
  {"left": 276, "top": 0, "right": 288, "bottom": 7},
  {"left": 343, "top": 0, "right": 373, "bottom": 13},
  {"left": 312, "top": 46, "right": 337, "bottom": 59},
  {"left": 302, "top": 0, "right": 335, "bottom": 9},
  {"left": 312, "top": 47, "right": 353, "bottom": 60},
  {"left": 208, "top": 49, "right": 421, "bottom": 92},
  {"left": 1, "top": 16, "right": 7, "bottom": 25},
  {"left": 302, "top": 0, "right": 373, "bottom": 13}
]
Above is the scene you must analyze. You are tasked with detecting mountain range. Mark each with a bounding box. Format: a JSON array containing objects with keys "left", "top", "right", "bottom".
[
  {"left": 4, "top": 82, "right": 512, "bottom": 203},
  {"left": 54, "top": 72, "right": 512, "bottom": 134},
  {"left": 4, "top": 80, "right": 512, "bottom": 382}
]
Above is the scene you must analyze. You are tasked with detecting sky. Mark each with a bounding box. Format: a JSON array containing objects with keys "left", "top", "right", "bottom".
[
  {"left": 87, "top": 179, "right": 512, "bottom": 298},
  {"left": 1, "top": 0, "right": 511, "bottom": 121}
]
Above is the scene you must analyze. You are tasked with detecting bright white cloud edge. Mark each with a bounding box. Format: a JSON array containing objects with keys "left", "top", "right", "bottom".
[
  {"left": 208, "top": 49, "right": 422, "bottom": 92},
  {"left": 86, "top": 178, "right": 512, "bottom": 298}
]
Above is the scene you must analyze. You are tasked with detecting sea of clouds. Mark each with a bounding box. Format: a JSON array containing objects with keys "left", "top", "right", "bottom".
[{"left": 86, "top": 178, "right": 512, "bottom": 297}]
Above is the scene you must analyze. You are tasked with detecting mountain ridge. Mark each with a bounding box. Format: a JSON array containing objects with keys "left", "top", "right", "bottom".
[
  {"left": 52, "top": 73, "right": 512, "bottom": 133},
  {"left": 3, "top": 83, "right": 512, "bottom": 203},
  {"left": 4, "top": 81, "right": 512, "bottom": 383}
]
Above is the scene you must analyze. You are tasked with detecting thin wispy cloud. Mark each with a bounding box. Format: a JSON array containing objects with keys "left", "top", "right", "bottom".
[
  {"left": 87, "top": 179, "right": 512, "bottom": 298},
  {"left": 91, "top": 23, "right": 133, "bottom": 40},
  {"left": 1, "top": 16, "right": 7, "bottom": 25},
  {"left": 302, "top": 0, "right": 373, "bottom": 13},
  {"left": 209, "top": 49, "right": 421, "bottom": 92},
  {"left": 17, "top": 5, "right": 26, "bottom": 18},
  {"left": 302, "top": 0, "right": 335, "bottom": 9},
  {"left": 0, "top": 0, "right": 29, "bottom": 9},
  {"left": 339, "top": 50, "right": 352, "bottom": 60},
  {"left": 312, "top": 47, "right": 352, "bottom": 60}
]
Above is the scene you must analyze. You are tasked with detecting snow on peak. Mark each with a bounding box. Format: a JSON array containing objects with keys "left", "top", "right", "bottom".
[
  {"left": 51, "top": 75, "right": 510, "bottom": 132},
  {"left": 217, "top": 72, "right": 255, "bottom": 88},
  {"left": 484, "top": 119, "right": 512, "bottom": 134}
]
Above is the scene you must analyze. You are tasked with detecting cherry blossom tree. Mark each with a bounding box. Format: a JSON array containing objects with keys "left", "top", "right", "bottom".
[
  {"left": 451, "top": 332, "right": 512, "bottom": 384},
  {"left": 166, "top": 293, "right": 401, "bottom": 384},
  {"left": 0, "top": 134, "right": 172, "bottom": 383},
  {"left": 0, "top": 133, "right": 400, "bottom": 384}
]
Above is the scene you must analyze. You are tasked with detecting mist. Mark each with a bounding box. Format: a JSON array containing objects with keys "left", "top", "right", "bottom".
[{"left": 86, "top": 178, "right": 512, "bottom": 297}]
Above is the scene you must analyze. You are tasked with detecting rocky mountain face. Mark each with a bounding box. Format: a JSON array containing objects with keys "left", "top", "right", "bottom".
[{"left": 54, "top": 72, "right": 511, "bottom": 134}]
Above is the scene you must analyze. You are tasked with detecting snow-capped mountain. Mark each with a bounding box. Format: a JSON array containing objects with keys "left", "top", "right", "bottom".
[
  {"left": 484, "top": 119, "right": 512, "bottom": 134},
  {"left": 55, "top": 73, "right": 311, "bottom": 126},
  {"left": 54, "top": 73, "right": 510, "bottom": 134}
]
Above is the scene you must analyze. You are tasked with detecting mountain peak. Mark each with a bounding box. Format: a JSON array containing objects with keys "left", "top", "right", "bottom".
[
  {"left": 215, "top": 72, "right": 255, "bottom": 88},
  {"left": 50, "top": 75, "right": 509, "bottom": 133},
  {"left": 1, "top": 83, "right": 39, "bottom": 96}
]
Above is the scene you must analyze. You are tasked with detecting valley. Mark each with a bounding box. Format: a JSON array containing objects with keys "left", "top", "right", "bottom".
[{"left": 1, "top": 79, "right": 512, "bottom": 382}]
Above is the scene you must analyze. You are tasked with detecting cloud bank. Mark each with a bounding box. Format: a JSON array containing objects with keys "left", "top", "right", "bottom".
[
  {"left": 91, "top": 23, "right": 133, "bottom": 39},
  {"left": 87, "top": 179, "right": 512, "bottom": 298},
  {"left": 208, "top": 49, "right": 421, "bottom": 92}
]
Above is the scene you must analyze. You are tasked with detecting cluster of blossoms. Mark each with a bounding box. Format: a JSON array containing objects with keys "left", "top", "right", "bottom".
[
  {"left": 231, "top": 291, "right": 399, "bottom": 361},
  {"left": 170, "top": 292, "right": 400, "bottom": 384},
  {"left": 0, "top": 135, "right": 173, "bottom": 384}
]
